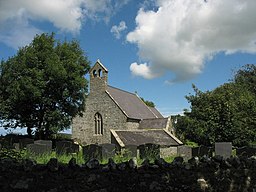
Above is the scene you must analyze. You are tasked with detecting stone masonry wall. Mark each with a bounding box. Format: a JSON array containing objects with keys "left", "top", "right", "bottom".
[
  {"left": 1, "top": 156, "right": 256, "bottom": 192},
  {"left": 72, "top": 91, "right": 133, "bottom": 145}
]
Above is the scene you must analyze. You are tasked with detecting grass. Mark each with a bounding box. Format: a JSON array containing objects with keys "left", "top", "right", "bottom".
[
  {"left": 0, "top": 147, "right": 177, "bottom": 165},
  {"left": 163, "top": 155, "right": 176, "bottom": 163},
  {"left": 21, "top": 150, "right": 85, "bottom": 164}
]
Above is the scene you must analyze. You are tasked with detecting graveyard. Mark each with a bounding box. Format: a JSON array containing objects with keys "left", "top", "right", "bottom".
[{"left": 0, "top": 135, "right": 256, "bottom": 191}]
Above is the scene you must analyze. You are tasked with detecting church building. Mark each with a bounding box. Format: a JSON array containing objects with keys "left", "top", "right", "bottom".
[{"left": 72, "top": 60, "right": 182, "bottom": 149}]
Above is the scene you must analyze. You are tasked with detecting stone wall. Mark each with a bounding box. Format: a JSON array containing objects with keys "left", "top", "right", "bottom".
[
  {"left": 72, "top": 91, "right": 130, "bottom": 145},
  {"left": 1, "top": 156, "right": 256, "bottom": 192}
]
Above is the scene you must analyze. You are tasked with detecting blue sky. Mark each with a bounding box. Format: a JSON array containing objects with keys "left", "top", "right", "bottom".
[{"left": 0, "top": 0, "right": 256, "bottom": 127}]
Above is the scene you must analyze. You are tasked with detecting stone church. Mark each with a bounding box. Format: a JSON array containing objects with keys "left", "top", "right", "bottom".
[{"left": 72, "top": 60, "right": 182, "bottom": 149}]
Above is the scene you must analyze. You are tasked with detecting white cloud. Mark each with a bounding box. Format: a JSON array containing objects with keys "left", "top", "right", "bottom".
[
  {"left": 0, "top": 0, "right": 130, "bottom": 49},
  {"left": 130, "top": 62, "right": 159, "bottom": 79},
  {"left": 111, "top": 21, "right": 127, "bottom": 39},
  {"left": 127, "top": 0, "right": 256, "bottom": 82}
]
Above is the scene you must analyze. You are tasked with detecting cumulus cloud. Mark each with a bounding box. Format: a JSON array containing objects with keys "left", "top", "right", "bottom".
[
  {"left": 0, "top": 0, "right": 129, "bottom": 49},
  {"left": 127, "top": 0, "right": 256, "bottom": 82},
  {"left": 111, "top": 21, "right": 127, "bottom": 39},
  {"left": 130, "top": 62, "right": 159, "bottom": 79}
]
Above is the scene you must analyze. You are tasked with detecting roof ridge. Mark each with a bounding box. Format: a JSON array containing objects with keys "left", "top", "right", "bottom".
[{"left": 107, "top": 85, "right": 137, "bottom": 96}]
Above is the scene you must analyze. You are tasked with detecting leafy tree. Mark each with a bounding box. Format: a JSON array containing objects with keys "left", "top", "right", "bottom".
[
  {"left": 0, "top": 33, "right": 90, "bottom": 139},
  {"left": 140, "top": 97, "right": 155, "bottom": 108},
  {"left": 175, "top": 64, "right": 256, "bottom": 147}
]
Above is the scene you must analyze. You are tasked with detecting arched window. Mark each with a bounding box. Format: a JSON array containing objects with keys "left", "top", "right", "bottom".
[{"left": 94, "top": 113, "right": 103, "bottom": 135}]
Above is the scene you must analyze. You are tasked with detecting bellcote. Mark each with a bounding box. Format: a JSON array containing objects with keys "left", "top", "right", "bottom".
[{"left": 89, "top": 60, "right": 108, "bottom": 94}]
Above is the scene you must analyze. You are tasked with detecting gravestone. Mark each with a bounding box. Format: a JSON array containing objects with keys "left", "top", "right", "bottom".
[
  {"left": 56, "top": 141, "right": 73, "bottom": 155},
  {"left": 236, "top": 147, "right": 256, "bottom": 158},
  {"left": 215, "top": 142, "right": 232, "bottom": 158},
  {"left": 34, "top": 140, "right": 52, "bottom": 151},
  {"left": 19, "top": 138, "right": 34, "bottom": 149},
  {"left": 138, "top": 143, "right": 160, "bottom": 160},
  {"left": 27, "top": 143, "right": 52, "bottom": 155},
  {"left": 125, "top": 145, "right": 138, "bottom": 158},
  {"left": 72, "top": 143, "right": 80, "bottom": 153},
  {"left": 13, "top": 143, "right": 20, "bottom": 151},
  {"left": 198, "top": 146, "right": 213, "bottom": 157},
  {"left": 178, "top": 145, "right": 193, "bottom": 161},
  {"left": 101, "top": 143, "right": 116, "bottom": 159},
  {"left": 83, "top": 144, "right": 102, "bottom": 160}
]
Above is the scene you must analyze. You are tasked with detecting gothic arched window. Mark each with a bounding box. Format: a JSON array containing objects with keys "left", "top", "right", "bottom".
[{"left": 94, "top": 113, "right": 103, "bottom": 135}]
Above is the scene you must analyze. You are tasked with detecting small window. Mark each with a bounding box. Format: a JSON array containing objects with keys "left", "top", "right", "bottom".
[{"left": 94, "top": 113, "right": 103, "bottom": 135}]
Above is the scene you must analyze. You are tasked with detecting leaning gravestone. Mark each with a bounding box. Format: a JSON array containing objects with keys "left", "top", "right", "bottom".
[
  {"left": 83, "top": 144, "right": 102, "bottom": 161},
  {"left": 34, "top": 140, "right": 52, "bottom": 151},
  {"left": 19, "top": 138, "right": 34, "bottom": 149},
  {"left": 125, "top": 145, "right": 138, "bottom": 158},
  {"left": 56, "top": 141, "right": 73, "bottom": 155},
  {"left": 100, "top": 143, "right": 116, "bottom": 159},
  {"left": 27, "top": 143, "right": 52, "bottom": 155},
  {"left": 215, "top": 142, "right": 232, "bottom": 158},
  {"left": 138, "top": 143, "right": 160, "bottom": 160}
]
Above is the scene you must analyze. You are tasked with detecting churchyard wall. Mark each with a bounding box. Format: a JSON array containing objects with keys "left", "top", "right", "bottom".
[
  {"left": 1, "top": 154, "right": 256, "bottom": 191},
  {"left": 1, "top": 135, "right": 256, "bottom": 191}
]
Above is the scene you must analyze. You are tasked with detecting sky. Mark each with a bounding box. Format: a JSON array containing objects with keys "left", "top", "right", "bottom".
[{"left": 0, "top": 0, "right": 256, "bottom": 134}]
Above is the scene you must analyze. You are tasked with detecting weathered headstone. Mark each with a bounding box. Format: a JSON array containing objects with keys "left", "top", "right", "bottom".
[
  {"left": 19, "top": 138, "right": 34, "bottom": 149},
  {"left": 101, "top": 143, "right": 116, "bottom": 159},
  {"left": 138, "top": 143, "right": 160, "bottom": 160},
  {"left": 125, "top": 145, "right": 138, "bottom": 158},
  {"left": 13, "top": 143, "right": 20, "bottom": 151},
  {"left": 198, "top": 146, "right": 213, "bottom": 157},
  {"left": 27, "top": 143, "right": 52, "bottom": 155},
  {"left": 56, "top": 141, "right": 73, "bottom": 155},
  {"left": 72, "top": 143, "right": 80, "bottom": 153},
  {"left": 236, "top": 147, "right": 256, "bottom": 158},
  {"left": 177, "top": 145, "right": 193, "bottom": 161},
  {"left": 215, "top": 142, "right": 232, "bottom": 158},
  {"left": 83, "top": 144, "right": 102, "bottom": 160},
  {"left": 34, "top": 140, "right": 52, "bottom": 151}
]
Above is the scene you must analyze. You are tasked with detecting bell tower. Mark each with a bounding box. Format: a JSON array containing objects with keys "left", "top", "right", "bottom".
[{"left": 89, "top": 60, "right": 108, "bottom": 94}]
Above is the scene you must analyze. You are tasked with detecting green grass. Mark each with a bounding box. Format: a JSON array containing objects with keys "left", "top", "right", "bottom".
[
  {"left": 0, "top": 147, "right": 176, "bottom": 165},
  {"left": 163, "top": 155, "right": 176, "bottom": 163},
  {"left": 19, "top": 149, "right": 85, "bottom": 164},
  {"left": 185, "top": 140, "right": 199, "bottom": 147}
]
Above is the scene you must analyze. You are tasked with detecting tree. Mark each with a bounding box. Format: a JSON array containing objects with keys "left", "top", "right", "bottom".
[
  {"left": 175, "top": 64, "right": 256, "bottom": 147},
  {"left": 0, "top": 33, "right": 90, "bottom": 139},
  {"left": 140, "top": 97, "right": 155, "bottom": 108}
]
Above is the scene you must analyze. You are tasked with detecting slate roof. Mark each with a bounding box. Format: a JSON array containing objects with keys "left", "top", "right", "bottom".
[
  {"left": 106, "top": 86, "right": 163, "bottom": 120},
  {"left": 139, "top": 118, "right": 168, "bottom": 129},
  {"left": 111, "top": 129, "right": 182, "bottom": 147}
]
